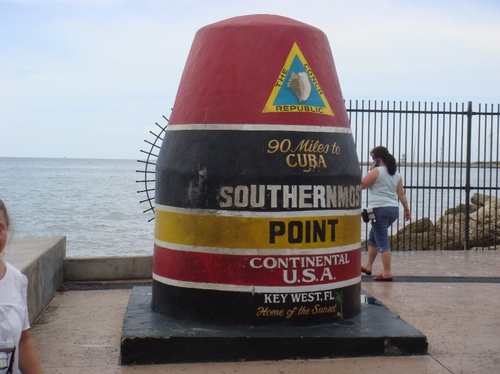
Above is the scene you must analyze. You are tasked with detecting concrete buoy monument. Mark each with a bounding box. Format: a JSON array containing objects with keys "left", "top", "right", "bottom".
[
  {"left": 121, "top": 15, "right": 428, "bottom": 365},
  {"left": 152, "top": 14, "right": 362, "bottom": 325}
]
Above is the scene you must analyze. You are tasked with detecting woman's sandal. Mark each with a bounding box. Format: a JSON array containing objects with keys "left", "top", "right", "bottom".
[
  {"left": 361, "top": 266, "right": 372, "bottom": 276},
  {"left": 373, "top": 274, "right": 393, "bottom": 282}
]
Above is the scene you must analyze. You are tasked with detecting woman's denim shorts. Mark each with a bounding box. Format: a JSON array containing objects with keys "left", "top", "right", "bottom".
[{"left": 367, "top": 206, "right": 399, "bottom": 253}]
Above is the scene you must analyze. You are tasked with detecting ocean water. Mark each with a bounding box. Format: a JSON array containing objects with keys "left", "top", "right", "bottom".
[
  {"left": 0, "top": 158, "right": 497, "bottom": 257},
  {"left": 0, "top": 157, "right": 154, "bottom": 258}
]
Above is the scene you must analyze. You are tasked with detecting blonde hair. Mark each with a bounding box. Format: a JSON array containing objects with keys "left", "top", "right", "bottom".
[{"left": 0, "top": 199, "right": 10, "bottom": 229}]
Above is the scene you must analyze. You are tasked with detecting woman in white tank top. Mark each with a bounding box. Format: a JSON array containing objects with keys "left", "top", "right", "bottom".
[{"left": 360, "top": 147, "right": 411, "bottom": 281}]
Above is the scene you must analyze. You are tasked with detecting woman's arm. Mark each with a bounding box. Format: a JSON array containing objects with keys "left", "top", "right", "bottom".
[
  {"left": 397, "top": 177, "right": 411, "bottom": 221},
  {"left": 18, "top": 329, "right": 42, "bottom": 374},
  {"left": 361, "top": 168, "right": 379, "bottom": 190}
]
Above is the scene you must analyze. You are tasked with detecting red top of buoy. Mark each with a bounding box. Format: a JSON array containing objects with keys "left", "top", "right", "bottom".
[{"left": 169, "top": 14, "right": 349, "bottom": 128}]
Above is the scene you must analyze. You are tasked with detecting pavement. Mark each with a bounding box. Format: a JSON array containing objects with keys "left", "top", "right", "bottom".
[{"left": 29, "top": 250, "right": 500, "bottom": 374}]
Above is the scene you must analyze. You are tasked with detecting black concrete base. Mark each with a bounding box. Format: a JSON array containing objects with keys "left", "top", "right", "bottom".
[{"left": 120, "top": 286, "right": 428, "bottom": 365}]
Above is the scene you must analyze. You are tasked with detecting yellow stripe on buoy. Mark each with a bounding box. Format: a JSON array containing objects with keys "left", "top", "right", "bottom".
[{"left": 155, "top": 206, "right": 360, "bottom": 249}]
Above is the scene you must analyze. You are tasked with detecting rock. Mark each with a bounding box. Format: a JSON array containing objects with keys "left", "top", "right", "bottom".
[
  {"left": 390, "top": 231, "right": 433, "bottom": 251},
  {"left": 471, "top": 192, "right": 499, "bottom": 207},
  {"left": 435, "top": 213, "right": 466, "bottom": 231},
  {"left": 395, "top": 218, "right": 433, "bottom": 235},
  {"left": 386, "top": 192, "right": 500, "bottom": 251},
  {"left": 471, "top": 192, "right": 486, "bottom": 206},
  {"left": 468, "top": 222, "right": 500, "bottom": 247},
  {"left": 444, "top": 204, "right": 467, "bottom": 215}
]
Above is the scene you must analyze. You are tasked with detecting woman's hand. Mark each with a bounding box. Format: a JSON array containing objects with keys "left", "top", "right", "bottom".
[{"left": 404, "top": 209, "right": 411, "bottom": 221}]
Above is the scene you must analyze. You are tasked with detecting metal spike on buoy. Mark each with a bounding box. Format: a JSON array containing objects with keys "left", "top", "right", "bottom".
[{"left": 136, "top": 116, "right": 169, "bottom": 222}]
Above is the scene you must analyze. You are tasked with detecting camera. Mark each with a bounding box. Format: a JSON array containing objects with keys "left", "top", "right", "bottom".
[
  {"left": 0, "top": 339, "right": 15, "bottom": 370},
  {"left": 366, "top": 207, "right": 376, "bottom": 222},
  {"left": 362, "top": 207, "right": 376, "bottom": 223}
]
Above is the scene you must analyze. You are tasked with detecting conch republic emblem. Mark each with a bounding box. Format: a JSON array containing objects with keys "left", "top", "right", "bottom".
[
  {"left": 263, "top": 42, "right": 334, "bottom": 116},
  {"left": 152, "top": 14, "right": 362, "bottom": 325}
]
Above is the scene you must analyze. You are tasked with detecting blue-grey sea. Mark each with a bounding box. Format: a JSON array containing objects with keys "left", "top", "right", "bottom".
[
  {"left": 0, "top": 157, "right": 496, "bottom": 257},
  {"left": 0, "top": 157, "right": 154, "bottom": 258}
]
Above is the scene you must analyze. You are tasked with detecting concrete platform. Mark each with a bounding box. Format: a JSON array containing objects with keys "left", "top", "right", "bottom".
[
  {"left": 6, "top": 237, "right": 500, "bottom": 373},
  {"left": 121, "top": 287, "right": 427, "bottom": 364}
]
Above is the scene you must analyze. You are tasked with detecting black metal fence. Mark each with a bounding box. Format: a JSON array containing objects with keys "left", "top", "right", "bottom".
[
  {"left": 137, "top": 102, "right": 500, "bottom": 250},
  {"left": 348, "top": 100, "right": 500, "bottom": 250}
]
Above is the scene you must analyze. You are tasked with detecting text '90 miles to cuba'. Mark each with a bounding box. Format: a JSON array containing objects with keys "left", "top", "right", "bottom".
[{"left": 267, "top": 138, "right": 340, "bottom": 172}]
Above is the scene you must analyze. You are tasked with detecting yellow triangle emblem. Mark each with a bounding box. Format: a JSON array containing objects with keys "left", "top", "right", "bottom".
[{"left": 263, "top": 43, "right": 334, "bottom": 116}]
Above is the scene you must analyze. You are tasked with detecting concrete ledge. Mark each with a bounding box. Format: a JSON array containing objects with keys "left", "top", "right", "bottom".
[
  {"left": 64, "top": 256, "right": 152, "bottom": 281},
  {"left": 6, "top": 236, "right": 66, "bottom": 324},
  {"left": 5, "top": 237, "right": 152, "bottom": 324}
]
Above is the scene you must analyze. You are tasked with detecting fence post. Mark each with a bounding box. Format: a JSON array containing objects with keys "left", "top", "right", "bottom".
[{"left": 464, "top": 101, "right": 473, "bottom": 250}]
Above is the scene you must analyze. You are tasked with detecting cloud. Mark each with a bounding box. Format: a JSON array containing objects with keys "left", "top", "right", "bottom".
[{"left": 1, "top": 0, "right": 499, "bottom": 158}]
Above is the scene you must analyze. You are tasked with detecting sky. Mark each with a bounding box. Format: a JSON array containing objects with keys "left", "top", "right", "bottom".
[{"left": 1, "top": 0, "right": 499, "bottom": 160}]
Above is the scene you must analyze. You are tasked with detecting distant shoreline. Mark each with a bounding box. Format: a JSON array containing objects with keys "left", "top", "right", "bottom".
[{"left": 361, "top": 162, "right": 500, "bottom": 168}]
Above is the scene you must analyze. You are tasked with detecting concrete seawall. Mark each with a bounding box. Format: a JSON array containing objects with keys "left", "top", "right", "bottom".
[
  {"left": 64, "top": 255, "right": 152, "bottom": 281},
  {"left": 5, "top": 236, "right": 152, "bottom": 324}
]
